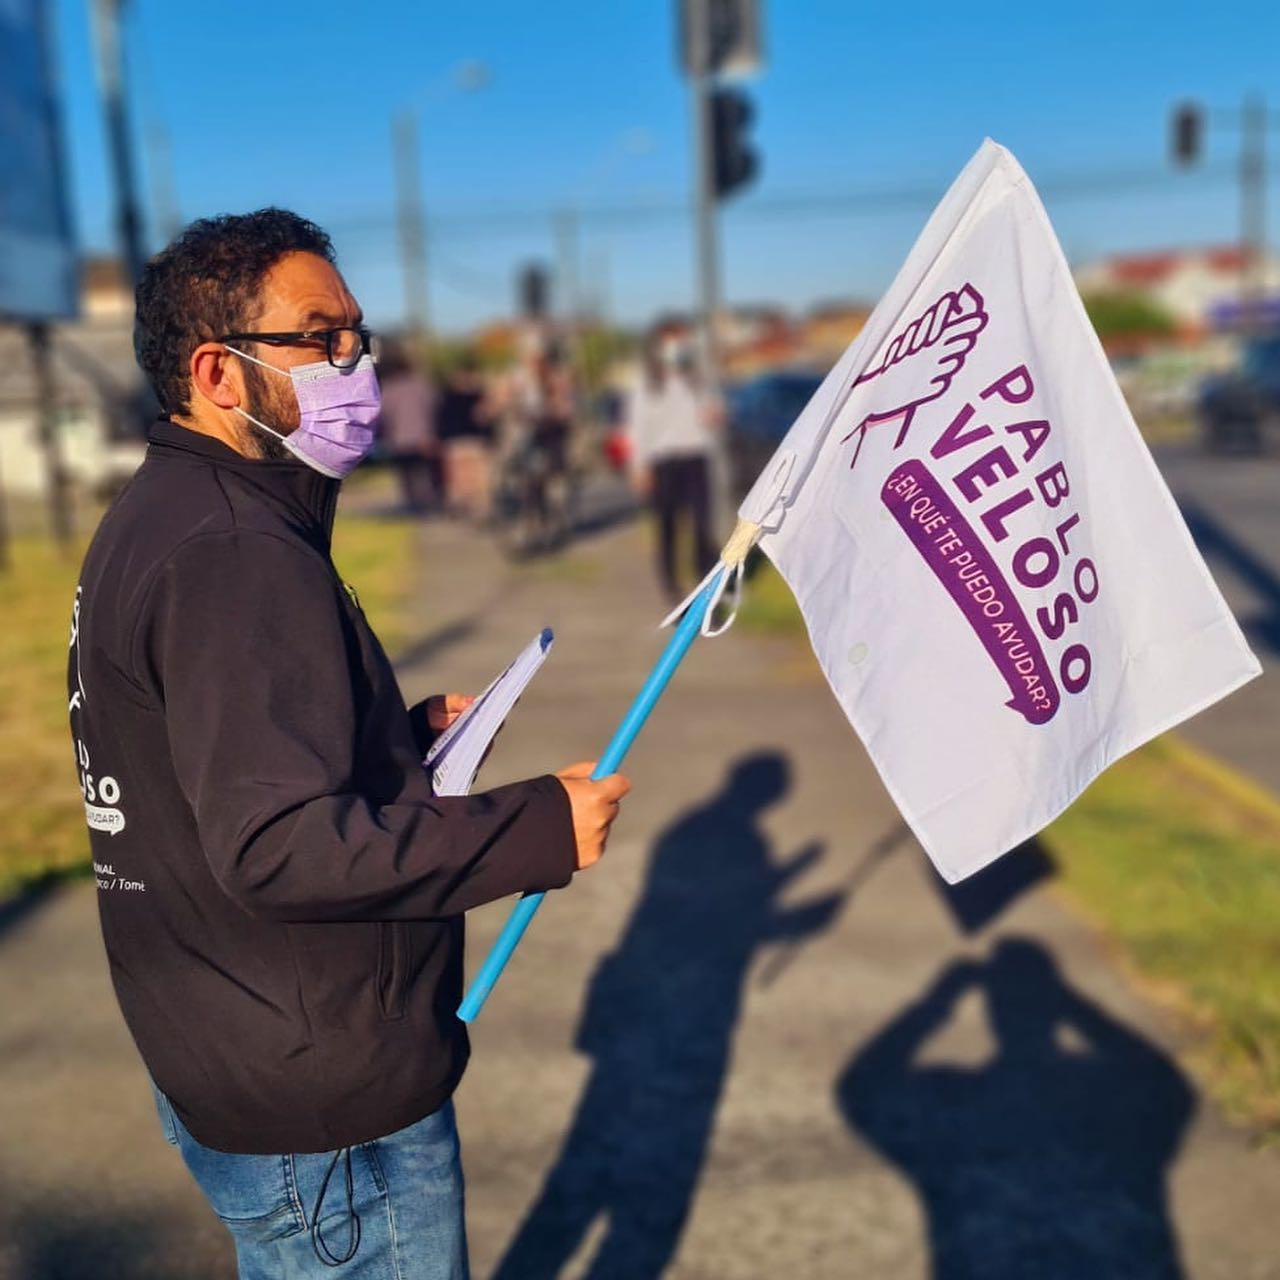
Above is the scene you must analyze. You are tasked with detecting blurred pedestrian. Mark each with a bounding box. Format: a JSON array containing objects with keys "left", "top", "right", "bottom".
[
  {"left": 438, "top": 354, "right": 496, "bottom": 521},
  {"left": 523, "top": 341, "right": 577, "bottom": 545},
  {"left": 626, "top": 327, "right": 721, "bottom": 603},
  {"left": 377, "top": 340, "right": 440, "bottom": 514},
  {"left": 532, "top": 340, "right": 575, "bottom": 482},
  {"left": 69, "top": 209, "right": 631, "bottom": 1278}
]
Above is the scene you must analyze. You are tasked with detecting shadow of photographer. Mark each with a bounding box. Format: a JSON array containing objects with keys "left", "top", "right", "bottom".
[{"left": 838, "top": 937, "right": 1195, "bottom": 1280}]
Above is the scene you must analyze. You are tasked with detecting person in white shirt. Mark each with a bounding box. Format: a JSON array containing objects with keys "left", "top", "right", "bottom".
[{"left": 626, "top": 328, "right": 721, "bottom": 602}]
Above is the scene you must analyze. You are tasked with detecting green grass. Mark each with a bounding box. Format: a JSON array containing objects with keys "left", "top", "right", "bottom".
[
  {"left": 0, "top": 511, "right": 415, "bottom": 900},
  {"left": 0, "top": 536, "right": 92, "bottom": 898},
  {"left": 735, "top": 554, "right": 1280, "bottom": 1138},
  {"left": 1044, "top": 736, "right": 1280, "bottom": 1140},
  {"left": 1135, "top": 412, "right": 1197, "bottom": 448},
  {"left": 331, "top": 510, "right": 416, "bottom": 654},
  {"left": 737, "top": 554, "right": 810, "bottom": 634}
]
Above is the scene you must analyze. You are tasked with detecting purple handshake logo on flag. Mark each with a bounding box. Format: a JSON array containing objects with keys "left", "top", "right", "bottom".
[{"left": 842, "top": 283, "right": 988, "bottom": 469}]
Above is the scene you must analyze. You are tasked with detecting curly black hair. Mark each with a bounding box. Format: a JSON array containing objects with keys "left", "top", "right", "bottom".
[{"left": 133, "top": 208, "right": 336, "bottom": 415}]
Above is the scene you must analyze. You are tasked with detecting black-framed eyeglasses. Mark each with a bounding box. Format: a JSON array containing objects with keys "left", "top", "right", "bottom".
[{"left": 219, "top": 325, "right": 379, "bottom": 370}]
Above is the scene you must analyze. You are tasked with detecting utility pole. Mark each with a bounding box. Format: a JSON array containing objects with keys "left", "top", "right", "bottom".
[
  {"left": 555, "top": 207, "right": 594, "bottom": 414},
  {"left": 1241, "top": 93, "right": 1267, "bottom": 325},
  {"left": 687, "top": 0, "right": 722, "bottom": 393},
  {"left": 591, "top": 245, "right": 612, "bottom": 328},
  {"left": 1171, "top": 94, "right": 1277, "bottom": 332},
  {"left": 391, "top": 63, "right": 490, "bottom": 343},
  {"left": 28, "top": 322, "right": 74, "bottom": 549},
  {"left": 91, "top": 0, "right": 147, "bottom": 286},
  {"left": 393, "top": 110, "right": 431, "bottom": 340},
  {"left": 680, "top": 0, "right": 762, "bottom": 533},
  {"left": 681, "top": 0, "right": 762, "bottom": 392},
  {"left": 555, "top": 208, "right": 581, "bottom": 329}
]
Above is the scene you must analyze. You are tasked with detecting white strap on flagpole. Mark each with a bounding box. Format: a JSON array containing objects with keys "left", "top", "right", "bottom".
[{"left": 659, "top": 518, "right": 761, "bottom": 636}]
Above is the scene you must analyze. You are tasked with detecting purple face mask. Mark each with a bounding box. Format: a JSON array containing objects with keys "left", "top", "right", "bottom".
[{"left": 226, "top": 347, "right": 381, "bottom": 480}]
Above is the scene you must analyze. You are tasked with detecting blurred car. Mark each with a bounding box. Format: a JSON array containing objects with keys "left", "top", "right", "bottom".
[
  {"left": 725, "top": 369, "right": 824, "bottom": 497},
  {"left": 1197, "top": 335, "right": 1280, "bottom": 455}
]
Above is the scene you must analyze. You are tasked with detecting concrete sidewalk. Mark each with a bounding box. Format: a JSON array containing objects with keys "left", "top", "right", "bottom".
[
  {"left": 2, "top": 493, "right": 1279, "bottom": 1279},
  {"left": 406, "top": 505, "right": 1280, "bottom": 1280}
]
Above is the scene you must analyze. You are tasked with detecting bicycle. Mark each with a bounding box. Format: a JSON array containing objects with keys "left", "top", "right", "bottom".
[{"left": 490, "top": 430, "right": 576, "bottom": 561}]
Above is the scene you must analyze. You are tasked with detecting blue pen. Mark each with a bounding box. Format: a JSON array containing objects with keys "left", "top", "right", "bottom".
[{"left": 457, "top": 569, "right": 725, "bottom": 1022}]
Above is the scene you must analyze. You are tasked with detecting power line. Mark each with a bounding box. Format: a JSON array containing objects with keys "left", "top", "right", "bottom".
[
  {"left": 340, "top": 231, "right": 511, "bottom": 303},
  {"left": 326, "top": 160, "right": 1245, "bottom": 239}
]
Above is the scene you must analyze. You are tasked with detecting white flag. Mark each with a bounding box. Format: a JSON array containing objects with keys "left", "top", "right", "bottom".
[{"left": 740, "top": 140, "right": 1260, "bottom": 883}]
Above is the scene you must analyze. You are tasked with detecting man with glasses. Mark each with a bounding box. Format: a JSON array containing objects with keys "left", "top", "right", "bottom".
[{"left": 67, "top": 208, "right": 630, "bottom": 1278}]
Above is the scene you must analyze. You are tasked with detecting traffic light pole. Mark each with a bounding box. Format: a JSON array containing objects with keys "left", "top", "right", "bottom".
[
  {"left": 28, "top": 322, "right": 74, "bottom": 550},
  {"left": 689, "top": 0, "right": 722, "bottom": 396},
  {"left": 1173, "top": 94, "right": 1277, "bottom": 331},
  {"left": 1241, "top": 93, "right": 1267, "bottom": 324}
]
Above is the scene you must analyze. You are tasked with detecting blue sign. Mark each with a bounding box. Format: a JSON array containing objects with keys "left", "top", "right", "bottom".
[
  {"left": 1208, "top": 295, "right": 1280, "bottom": 333},
  {"left": 0, "top": 0, "right": 78, "bottom": 320}
]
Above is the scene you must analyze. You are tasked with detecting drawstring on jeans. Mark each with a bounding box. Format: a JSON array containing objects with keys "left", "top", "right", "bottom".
[{"left": 310, "top": 1145, "right": 362, "bottom": 1267}]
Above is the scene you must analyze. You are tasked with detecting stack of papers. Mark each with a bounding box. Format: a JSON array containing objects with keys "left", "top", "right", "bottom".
[{"left": 425, "top": 628, "right": 554, "bottom": 796}]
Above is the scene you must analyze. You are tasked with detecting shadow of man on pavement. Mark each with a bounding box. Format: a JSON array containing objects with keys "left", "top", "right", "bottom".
[
  {"left": 837, "top": 937, "right": 1195, "bottom": 1280},
  {"left": 492, "top": 751, "right": 844, "bottom": 1280}
]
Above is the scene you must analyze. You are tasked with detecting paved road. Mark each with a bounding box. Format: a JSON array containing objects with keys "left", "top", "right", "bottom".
[
  {"left": 2, "top": 478, "right": 1279, "bottom": 1279},
  {"left": 1153, "top": 444, "right": 1280, "bottom": 795}
]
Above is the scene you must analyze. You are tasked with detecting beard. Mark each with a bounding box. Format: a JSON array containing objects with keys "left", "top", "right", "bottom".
[{"left": 240, "top": 359, "right": 300, "bottom": 462}]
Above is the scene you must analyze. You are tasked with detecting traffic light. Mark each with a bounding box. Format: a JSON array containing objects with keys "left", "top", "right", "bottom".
[
  {"left": 1172, "top": 103, "right": 1202, "bottom": 166},
  {"left": 712, "top": 87, "right": 758, "bottom": 199},
  {"left": 679, "top": 0, "right": 762, "bottom": 77},
  {"left": 518, "top": 263, "right": 550, "bottom": 319}
]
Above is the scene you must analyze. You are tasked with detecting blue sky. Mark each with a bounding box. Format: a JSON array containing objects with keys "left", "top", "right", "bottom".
[{"left": 53, "top": 0, "right": 1280, "bottom": 332}]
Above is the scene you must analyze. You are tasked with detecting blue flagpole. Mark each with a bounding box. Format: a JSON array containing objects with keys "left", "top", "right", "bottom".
[{"left": 457, "top": 569, "right": 725, "bottom": 1023}]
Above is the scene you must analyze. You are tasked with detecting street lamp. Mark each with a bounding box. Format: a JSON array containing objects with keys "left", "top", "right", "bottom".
[
  {"left": 557, "top": 127, "right": 659, "bottom": 329},
  {"left": 393, "top": 62, "right": 491, "bottom": 339}
]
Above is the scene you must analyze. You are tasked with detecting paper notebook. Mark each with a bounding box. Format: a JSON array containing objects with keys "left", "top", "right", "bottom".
[{"left": 424, "top": 628, "right": 554, "bottom": 796}]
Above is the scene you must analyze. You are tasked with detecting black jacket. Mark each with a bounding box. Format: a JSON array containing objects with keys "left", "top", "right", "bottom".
[{"left": 68, "top": 420, "right": 575, "bottom": 1154}]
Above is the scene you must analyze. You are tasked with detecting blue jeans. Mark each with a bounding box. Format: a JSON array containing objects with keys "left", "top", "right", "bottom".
[{"left": 152, "top": 1085, "right": 469, "bottom": 1279}]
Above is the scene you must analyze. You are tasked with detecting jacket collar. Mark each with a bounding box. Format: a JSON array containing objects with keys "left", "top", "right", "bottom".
[{"left": 146, "top": 418, "right": 341, "bottom": 546}]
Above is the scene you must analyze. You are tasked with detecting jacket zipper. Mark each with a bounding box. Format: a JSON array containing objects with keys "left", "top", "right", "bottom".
[{"left": 376, "top": 922, "right": 408, "bottom": 1020}]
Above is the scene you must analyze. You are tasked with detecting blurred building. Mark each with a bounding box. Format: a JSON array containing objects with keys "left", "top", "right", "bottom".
[
  {"left": 472, "top": 320, "right": 520, "bottom": 363},
  {"left": 719, "top": 305, "right": 793, "bottom": 377},
  {"left": 80, "top": 255, "right": 134, "bottom": 321},
  {"left": 1074, "top": 246, "right": 1280, "bottom": 335},
  {"left": 631, "top": 301, "right": 874, "bottom": 381},
  {"left": 800, "top": 300, "right": 872, "bottom": 362},
  {"left": 0, "top": 256, "right": 148, "bottom": 500}
]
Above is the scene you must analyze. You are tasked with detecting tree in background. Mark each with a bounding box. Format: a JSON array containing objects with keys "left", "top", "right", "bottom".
[
  {"left": 575, "top": 324, "right": 635, "bottom": 398},
  {"left": 1082, "top": 292, "right": 1179, "bottom": 350}
]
